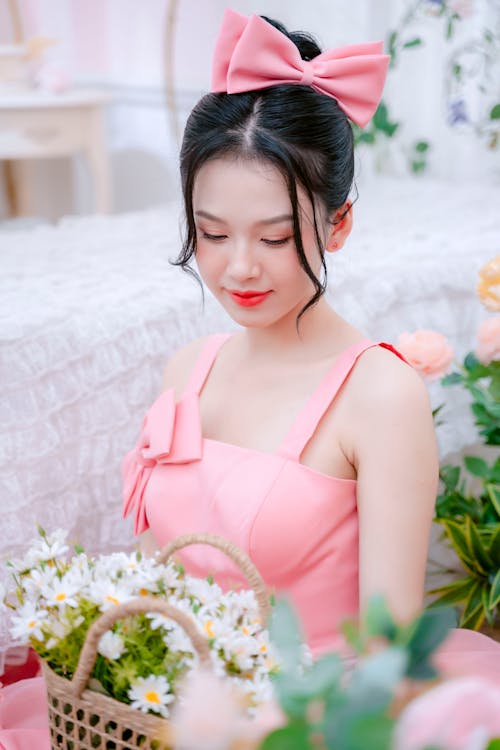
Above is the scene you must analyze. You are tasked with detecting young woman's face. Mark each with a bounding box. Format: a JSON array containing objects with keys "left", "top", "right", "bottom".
[{"left": 192, "top": 157, "right": 329, "bottom": 329}]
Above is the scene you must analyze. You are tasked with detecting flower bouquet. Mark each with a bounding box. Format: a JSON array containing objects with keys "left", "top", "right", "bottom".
[{"left": 2, "top": 527, "right": 277, "bottom": 750}]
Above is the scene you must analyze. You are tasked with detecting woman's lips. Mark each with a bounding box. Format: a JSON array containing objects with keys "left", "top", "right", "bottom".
[{"left": 227, "top": 290, "right": 272, "bottom": 307}]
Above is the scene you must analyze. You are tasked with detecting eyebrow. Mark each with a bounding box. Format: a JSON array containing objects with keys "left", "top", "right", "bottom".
[{"left": 194, "top": 210, "right": 293, "bottom": 225}]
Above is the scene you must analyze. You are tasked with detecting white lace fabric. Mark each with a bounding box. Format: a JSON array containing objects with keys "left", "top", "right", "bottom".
[{"left": 1, "top": 175, "right": 498, "bottom": 654}]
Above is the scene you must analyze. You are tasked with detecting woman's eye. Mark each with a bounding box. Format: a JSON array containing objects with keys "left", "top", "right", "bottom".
[
  {"left": 263, "top": 237, "right": 291, "bottom": 246},
  {"left": 202, "top": 232, "right": 227, "bottom": 241}
]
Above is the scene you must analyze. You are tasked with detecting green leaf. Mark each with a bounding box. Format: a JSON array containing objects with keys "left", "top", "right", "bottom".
[
  {"left": 441, "top": 372, "right": 463, "bottom": 386},
  {"left": 385, "top": 122, "right": 399, "bottom": 138},
  {"left": 373, "top": 101, "right": 389, "bottom": 128},
  {"left": 296, "top": 653, "right": 342, "bottom": 699},
  {"left": 439, "top": 464, "right": 461, "bottom": 492},
  {"left": 363, "top": 594, "right": 398, "bottom": 640},
  {"left": 358, "top": 131, "right": 376, "bottom": 144},
  {"left": 427, "top": 576, "right": 475, "bottom": 608},
  {"left": 464, "top": 352, "right": 481, "bottom": 371},
  {"left": 459, "top": 602, "right": 485, "bottom": 630},
  {"left": 268, "top": 598, "right": 304, "bottom": 675},
  {"left": 486, "top": 739, "right": 500, "bottom": 750},
  {"left": 489, "top": 569, "right": 500, "bottom": 610},
  {"left": 440, "top": 519, "right": 476, "bottom": 570},
  {"left": 489, "top": 375, "right": 500, "bottom": 400},
  {"left": 465, "top": 516, "right": 493, "bottom": 573},
  {"left": 338, "top": 713, "right": 395, "bottom": 750},
  {"left": 403, "top": 37, "right": 422, "bottom": 48},
  {"left": 259, "top": 721, "right": 313, "bottom": 750},
  {"left": 489, "top": 525, "right": 500, "bottom": 564},
  {"left": 406, "top": 607, "right": 456, "bottom": 679},
  {"left": 464, "top": 456, "right": 490, "bottom": 479},
  {"left": 411, "top": 160, "right": 426, "bottom": 174},
  {"left": 487, "top": 485, "right": 500, "bottom": 517},
  {"left": 490, "top": 104, "right": 500, "bottom": 120},
  {"left": 349, "top": 646, "right": 407, "bottom": 695},
  {"left": 446, "top": 16, "right": 455, "bottom": 40},
  {"left": 491, "top": 459, "right": 500, "bottom": 483},
  {"left": 415, "top": 140, "right": 429, "bottom": 153}
]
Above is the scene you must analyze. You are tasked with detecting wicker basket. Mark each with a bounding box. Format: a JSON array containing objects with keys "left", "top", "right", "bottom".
[{"left": 41, "top": 533, "right": 270, "bottom": 750}]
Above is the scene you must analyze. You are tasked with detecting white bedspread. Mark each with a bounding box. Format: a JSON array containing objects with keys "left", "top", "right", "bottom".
[{"left": 1, "top": 174, "right": 499, "bottom": 650}]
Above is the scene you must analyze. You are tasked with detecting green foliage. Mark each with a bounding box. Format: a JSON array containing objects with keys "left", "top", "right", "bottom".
[
  {"left": 430, "top": 352, "right": 500, "bottom": 629},
  {"left": 261, "top": 597, "right": 455, "bottom": 750},
  {"left": 352, "top": 100, "right": 400, "bottom": 148}
]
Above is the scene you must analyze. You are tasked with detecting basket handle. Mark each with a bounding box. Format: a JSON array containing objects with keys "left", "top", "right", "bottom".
[
  {"left": 156, "top": 532, "right": 271, "bottom": 625},
  {"left": 71, "top": 596, "right": 211, "bottom": 699}
]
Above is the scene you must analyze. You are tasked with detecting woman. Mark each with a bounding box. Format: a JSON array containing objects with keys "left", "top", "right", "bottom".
[
  {"left": 124, "top": 9, "right": 436, "bottom": 655},
  {"left": 123, "top": 9, "right": 500, "bottom": 677}
]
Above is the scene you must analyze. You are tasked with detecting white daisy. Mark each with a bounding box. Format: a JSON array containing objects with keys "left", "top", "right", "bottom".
[
  {"left": 87, "top": 579, "right": 134, "bottom": 610},
  {"left": 10, "top": 601, "right": 48, "bottom": 642},
  {"left": 128, "top": 674, "right": 175, "bottom": 718},
  {"left": 98, "top": 631, "right": 126, "bottom": 660},
  {"left": 163, "top": 622, "right": 196, "bottom": 656},
  {"left": 186, "top": 577, "right": 223, "bottom": 609},
  {"left": 41, "top": 575, "right": 79, "bottom": 609},
  {"left": 218, "top": 632, "right": 258, "bottom": 672},
  {"left": 24, "top": 564, "right": 58, "bottom": 599},
  {"left": 33, "top": 528, "right": 69, "bottom": 561},
  {"left": 44, "top": 612, "right": 84, "bottom": 649}
]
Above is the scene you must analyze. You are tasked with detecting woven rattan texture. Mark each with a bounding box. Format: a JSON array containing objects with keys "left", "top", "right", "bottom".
[{"left": 42, "top": 662, "right": 173, "bottom": 750}]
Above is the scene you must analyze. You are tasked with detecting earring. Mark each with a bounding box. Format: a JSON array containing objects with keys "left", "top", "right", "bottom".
[{"left": 331, "top": 240, "right": 338, "bottom": 250}]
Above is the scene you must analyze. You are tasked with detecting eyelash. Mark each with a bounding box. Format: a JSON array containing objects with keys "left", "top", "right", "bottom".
[{"left": 201, "top": 232, "right": 291, "bottom": 247}]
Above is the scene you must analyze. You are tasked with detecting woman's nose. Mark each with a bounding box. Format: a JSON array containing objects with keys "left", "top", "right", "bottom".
[{"left": 226, "top": 242, "right": 260, "bottom": 280}]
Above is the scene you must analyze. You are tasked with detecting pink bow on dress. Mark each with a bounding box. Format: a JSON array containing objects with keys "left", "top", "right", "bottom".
[
  {"left": 211, "top": 8, "right": 390, "bottom": 128},
  {"left": 122, "top": 389, "right": 203, "bottom": 535}
]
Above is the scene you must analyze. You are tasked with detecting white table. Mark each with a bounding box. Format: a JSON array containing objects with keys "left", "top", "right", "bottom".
[{"left": 0, "top": 89, "right": 111, "bottom": 215}]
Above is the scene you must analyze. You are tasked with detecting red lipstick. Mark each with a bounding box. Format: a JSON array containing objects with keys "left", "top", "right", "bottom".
[{"left": 228, "top": 290, "right": 272, "bottom": 307}]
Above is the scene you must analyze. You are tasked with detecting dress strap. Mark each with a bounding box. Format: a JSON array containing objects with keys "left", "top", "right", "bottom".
[
  {"left": 277, "top": 340, "right": 409, "bottom": 462},
  {"left": 183, "top": 333, "right": 234, "bottom": 396}
]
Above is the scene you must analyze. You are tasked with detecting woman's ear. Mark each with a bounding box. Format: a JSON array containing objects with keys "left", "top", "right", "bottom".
[{"left": 325, "top": 201, "right": 353, "bottom": 253}]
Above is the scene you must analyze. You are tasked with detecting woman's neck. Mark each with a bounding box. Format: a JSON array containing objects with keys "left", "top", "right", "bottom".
[{"left": 238, "top": 299, "right": 358, "bottom": 364}]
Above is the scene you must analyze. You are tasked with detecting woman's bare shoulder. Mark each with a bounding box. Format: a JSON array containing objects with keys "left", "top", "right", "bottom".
[
  {"left": 162, "top": 335, "right": 212, "bottom": 397},
  {"left": 350, "top": 343, "right": 427, "bottom": 407}
]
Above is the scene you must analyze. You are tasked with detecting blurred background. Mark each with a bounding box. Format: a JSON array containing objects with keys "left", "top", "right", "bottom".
[{"left": 0, "top": 0, "right": 498, "bottom": 220}]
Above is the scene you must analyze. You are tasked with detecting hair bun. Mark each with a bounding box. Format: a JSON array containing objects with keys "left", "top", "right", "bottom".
[{"left": 260, "top": 15, "right": 322, "bottom": 62}]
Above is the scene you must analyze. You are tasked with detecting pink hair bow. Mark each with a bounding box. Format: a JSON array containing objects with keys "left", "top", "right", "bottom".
[{"left": 211, "top": 9, "right": 390, "bottom": 128}]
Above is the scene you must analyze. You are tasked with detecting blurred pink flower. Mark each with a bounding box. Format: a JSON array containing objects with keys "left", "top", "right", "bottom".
[
  {"left": 169, "top": 667, "right": 284, "bottom": 750},
  {"left": 393, "top": 676, "right": 500, "bottom": 750},
  {"left": 475, "top": 316, "right": 500, "bottom": 365},
  {"left": 34, "top": 63, "right": 72, "bottom": 93},
  {"left": 397, "top": 330, "right": 454, "bottom": 382},
  {"left": 449, "top": 0, "right": 475, "bottom": 18}
]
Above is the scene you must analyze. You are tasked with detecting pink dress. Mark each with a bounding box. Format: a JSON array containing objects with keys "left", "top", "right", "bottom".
[{"left": 1, "top": 334, "right": 498, "bottom": 750}]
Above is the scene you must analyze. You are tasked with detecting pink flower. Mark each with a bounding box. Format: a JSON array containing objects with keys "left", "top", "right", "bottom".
[
  {"left": 34, "top": 63, "right": 72, "bottom": 93},
  {"left": 449, "top": 0, "right": 475, "bottom": 18},
  {"left": 475, "top": 316, "right": 500, "bottom": 365},
  {"left": 393, "top": 676, "right": 500, "bottom": 750},
  {"left": 396, "top": 330, "right": 454, "bottom": 382},
  {"left": 168, "top": 668, "right": 284, "bottom": 750}
]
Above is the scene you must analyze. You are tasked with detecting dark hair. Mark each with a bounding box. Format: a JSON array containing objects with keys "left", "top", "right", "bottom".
[{"left": 172, "top": 15, "right": 356, "bottom": 325}]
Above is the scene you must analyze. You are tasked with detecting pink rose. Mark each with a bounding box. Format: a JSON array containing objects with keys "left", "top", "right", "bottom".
[
  {"left": 396, "top": 330, "right": 454, "bottom": 382},
  {"left": 475, "top": 316, "right": 500, "bottom": 365},
  {"left": 393, "top": 676, "right": 500, "bottom": 750}
]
